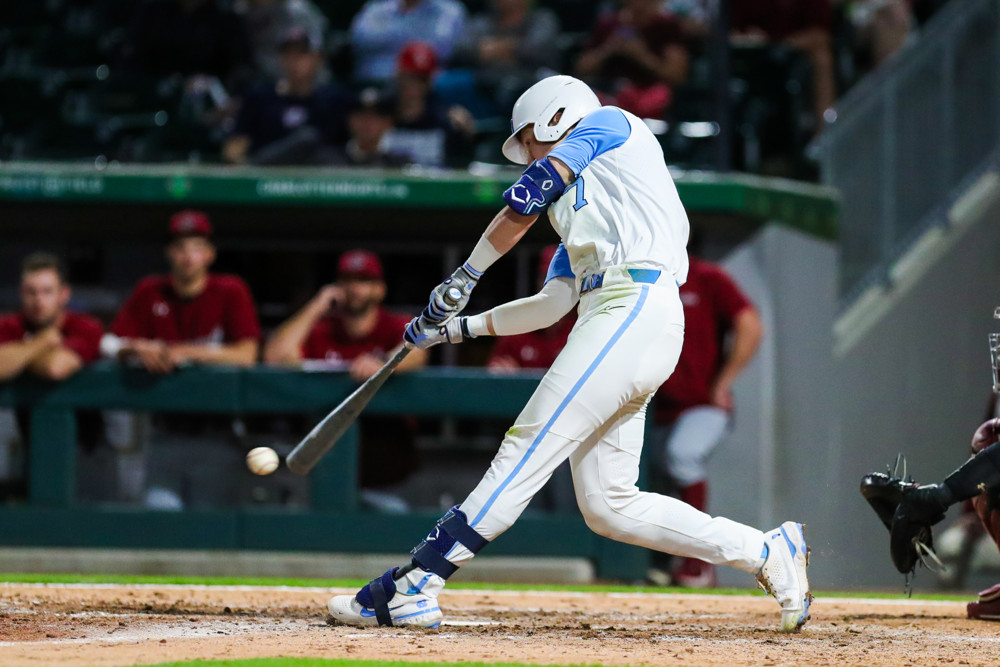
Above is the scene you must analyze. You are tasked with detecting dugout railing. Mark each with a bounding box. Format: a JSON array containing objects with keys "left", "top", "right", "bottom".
[{"left": 0, "top": 363, "right": 652, "bottom": 580}]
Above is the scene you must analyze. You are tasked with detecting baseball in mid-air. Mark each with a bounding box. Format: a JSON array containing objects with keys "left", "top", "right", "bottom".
[{"left": 246, "top": 446, "right": 280, "bottom": 475}]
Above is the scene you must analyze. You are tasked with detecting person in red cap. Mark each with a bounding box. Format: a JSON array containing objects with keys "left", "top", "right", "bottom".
[
  {"left": 264, "top": 249, "right": 426, "bottom": 379},
  {"left": 104, "top": 210, "right": 261, "bottom": 509},
  {"left": 487, "top": 245, "right": 576, "bottom": 372},
  {"left": 107, "top": 210, "right": 260, "bottom": 372},
  {"left": 382, "top": 41, "right": 476, "bottom": 168},
  {"left": 0, "top": 253, "right": 104, "bottom": 500},
  {"left": 264, "top": 249, "right": 427, "bottom": 505}
]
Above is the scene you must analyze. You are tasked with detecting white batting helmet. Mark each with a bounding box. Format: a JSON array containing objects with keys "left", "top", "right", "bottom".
[{"left": 501, "top": 75, "right": 601, "bottom": 165}]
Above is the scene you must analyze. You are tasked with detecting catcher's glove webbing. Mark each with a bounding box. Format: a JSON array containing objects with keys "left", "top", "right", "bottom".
[{"left": 860, "top": 463, "right": 950, "bottom": 576}]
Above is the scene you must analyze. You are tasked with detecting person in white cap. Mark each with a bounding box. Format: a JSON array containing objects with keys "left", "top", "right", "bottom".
[{"left": 327, "top": 75, "right": 812, "bottom": 633}]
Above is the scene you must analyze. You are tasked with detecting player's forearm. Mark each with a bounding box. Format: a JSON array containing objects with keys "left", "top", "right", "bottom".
[
  {"left": 177, "top": 340, "right": 259, "bottom": 366},
  {"left": 27, "top": 347, "right": 83, "bottom": 381},
  {"left": 717, "top": 308, "right": 763, "bottom": 384},
  {"left": 263, "top": 301, "right": 327, "bottom": 364},
  {"left": 0, "top": 338, "right": 54, "bottom": 381},
  {"left": 480, "top": 207, "right": 539, "bottom": 258},
  {"left": 467, "top": 277, "right": 578, "bottom": 337}
]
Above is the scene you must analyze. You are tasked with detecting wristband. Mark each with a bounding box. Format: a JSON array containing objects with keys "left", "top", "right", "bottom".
[
  {"left": 465, "top": 236, "right": 503, "bottom": 276},
  {"left": 464, "top": 313, "right": 491, "bottom": 337}
]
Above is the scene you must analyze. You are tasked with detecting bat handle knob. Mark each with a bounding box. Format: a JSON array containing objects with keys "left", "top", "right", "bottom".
[{"left": 444, "top": 286, "right": 463, "bottom": 306}]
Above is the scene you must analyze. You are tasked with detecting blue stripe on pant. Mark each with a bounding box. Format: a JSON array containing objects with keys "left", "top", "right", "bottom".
[{"left": 469, "top": 285, "right": 651, "bottom": 529}]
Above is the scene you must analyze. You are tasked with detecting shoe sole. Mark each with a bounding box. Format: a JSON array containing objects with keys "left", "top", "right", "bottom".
[
  {"left": 326, "top": 614, "right": 442, "bottom": 629},
  {"left": 326, "top": 595, "right": 443, "bottom": 629}
]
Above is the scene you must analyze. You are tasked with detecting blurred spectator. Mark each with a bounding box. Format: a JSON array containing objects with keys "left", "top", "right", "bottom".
[
  {"left": 452, "top": 0, "right": 562, "bottom": 108},
  {"left": 121, "top": 0, "right": 253, "bottom": 86},
  {"left": 264, "top": 250, "right": 427, "bottom": 510},
  {"left": 350, "top": 0, "right": 467, "bottom": 84},
  {"left": 488, "top": 245, "right": 576, "bottom": 373},
  {"left": 575, "top": 0, "right": 690, "bottom": 119},
  {"left": 237, "top": 0, "right": 329, "bottom": 82},
  {"left": 332, "top": 89, "right": 409, "bottom": 167},
  {"left": 104, "top": 210, "right": 260, "bottom": 509},
  {"left": 223, "top": 26, "right": 350, "bottom": 165},
  {"left": 264, "top": 249, "right": 427, "bottom": 376},
  {"left": 0, "top": 253, "right": 104, "bottom": 500},
  {"left": 844, "top": 0, "right": 914, "bottom": 70},
  {"left": 0, "top": 254, "right": 102, "bottom": 384},
  {"left": 662, "top": 0, "right": 712, "bottom": 40},
  {"left": 381, "top": 42, "right": 477, "bottom": 168},
  {"left": 648, "top": 254, "right": 762, "bottom": 588},
  {"left": 731, "top": 0, "right": 835, "bottom": 132},
  {"left": 107, "top": 211, "right": 259, "bottom": 372}
]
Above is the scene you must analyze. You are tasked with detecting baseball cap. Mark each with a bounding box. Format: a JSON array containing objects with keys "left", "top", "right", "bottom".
[
  {"left": 397, "top": 41, "right": 437, "bottom": 78},
  {"left": 280, "top": 25, "right": 322, "bottom": 52},
  {"left": 337, "top": 249, "right": 383, "bottom": 281},
  {"left": 169, "top": 209, "right": 213, "bottom": 239}
]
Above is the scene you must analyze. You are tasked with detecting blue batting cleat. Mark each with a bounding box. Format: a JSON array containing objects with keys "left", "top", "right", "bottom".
[{"left": 327, "top": 567, "right": 444, "bottom": 629}]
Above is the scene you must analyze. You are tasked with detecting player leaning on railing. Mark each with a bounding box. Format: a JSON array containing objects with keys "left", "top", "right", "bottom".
[{"left": 327, "top": 75, "right": 812, "bottom": 633}]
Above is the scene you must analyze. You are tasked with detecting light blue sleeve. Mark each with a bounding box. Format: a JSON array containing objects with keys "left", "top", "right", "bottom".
[
  {"left": 547, "top": 107, "right": 632, "bottom": 176},
  {"left": 543, "top": 243, "right": 575, "bottom": 285}
]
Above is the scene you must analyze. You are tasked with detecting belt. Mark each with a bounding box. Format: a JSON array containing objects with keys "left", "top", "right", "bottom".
[{"left": 580, "top": 268, "right": 662, "bottom": 295}]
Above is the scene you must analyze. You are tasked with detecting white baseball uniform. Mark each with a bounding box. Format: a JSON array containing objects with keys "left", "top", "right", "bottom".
[{"left": 447, "top": 107, "right": 766, "bottom": 573}]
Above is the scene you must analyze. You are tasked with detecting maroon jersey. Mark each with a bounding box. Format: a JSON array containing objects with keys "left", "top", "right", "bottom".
[
  {"left": 655, "top": 258, "right": 753, "bottom": 423},
  {"left": 302, "top": 307, "right": 409, "bottom": 363},
  {"left": 732, "top": 0, "right": 832, "bottom": 42},
  {"left": 111, "top": 274, "right": 260, "bottom": 344},
  {"left": 0, "top": 311, "right": 103, "bottom": 364},
  {"left": 489, "top": 314, "right": 576, "bottom": 370}
]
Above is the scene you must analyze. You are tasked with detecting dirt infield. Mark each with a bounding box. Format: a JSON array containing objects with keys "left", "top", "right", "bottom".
[{"left": 1, "top": 583, "right": 999, "bottom": 667}]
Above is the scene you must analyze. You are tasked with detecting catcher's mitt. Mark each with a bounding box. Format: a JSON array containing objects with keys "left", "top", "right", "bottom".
[{"left": 860, "top": 468, "right": 947, "bottom": 575}]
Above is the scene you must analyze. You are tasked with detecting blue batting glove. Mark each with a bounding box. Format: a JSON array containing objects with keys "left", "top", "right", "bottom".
[
  {"left": 424, "top": 264, "right": 479, "bottom": 324},
  {"left": 404, "top": 317, "right": 446, "bottom": 350}
]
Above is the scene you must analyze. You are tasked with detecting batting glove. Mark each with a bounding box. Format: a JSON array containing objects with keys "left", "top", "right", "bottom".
[
  {"left": 423, "top": 265, "right": 479, "bottom": 324},
  {"left": 404, "top": 317, "right": 474, "bottom": 350}
]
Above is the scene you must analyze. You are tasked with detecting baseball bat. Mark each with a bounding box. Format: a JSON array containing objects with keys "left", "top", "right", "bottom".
[{"left": 285, "top": 287, "right": 462, "bottom": 475}]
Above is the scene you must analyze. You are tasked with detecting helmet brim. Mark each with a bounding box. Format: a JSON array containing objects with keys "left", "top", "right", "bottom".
[{"left": 501, "top": 124, "right": 531, "bottom": 165}]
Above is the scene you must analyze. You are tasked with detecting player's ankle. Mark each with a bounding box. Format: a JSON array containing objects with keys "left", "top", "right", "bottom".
[{"left": 397, "top": 566, "right": 446, "bottom": 599}]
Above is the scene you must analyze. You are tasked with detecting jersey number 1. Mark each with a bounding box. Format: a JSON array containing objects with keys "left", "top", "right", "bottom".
[{"left": 567, "top": 176, "right": 588, "bottom": 211}]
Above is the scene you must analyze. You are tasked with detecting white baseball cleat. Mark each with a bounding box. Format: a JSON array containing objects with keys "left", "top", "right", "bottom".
[
  {"left": 327, "top": 567, "right": 444, "bottom": 629},
  {"left": 756, "top": 521, "right": 812, "bottom": 632}
]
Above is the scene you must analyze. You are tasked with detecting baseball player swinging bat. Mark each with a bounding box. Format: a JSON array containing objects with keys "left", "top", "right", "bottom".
[{"left": 285, "top": 287, "right": 463, "bottom": 475}]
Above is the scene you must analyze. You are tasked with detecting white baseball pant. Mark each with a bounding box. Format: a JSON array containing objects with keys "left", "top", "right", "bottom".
[{"left": 448, "top": 268, "right": 765, "bottom": 573}]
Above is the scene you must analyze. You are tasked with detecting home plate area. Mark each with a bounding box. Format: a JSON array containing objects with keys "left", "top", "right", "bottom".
[{"left": 1, "top": 584, "right": 999, "bottom": 666}]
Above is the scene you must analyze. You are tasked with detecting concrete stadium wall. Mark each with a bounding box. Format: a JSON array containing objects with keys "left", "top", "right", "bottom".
[
  {"left": 701, "top": 225, "right": 839, "bottom": 588},
  {"left": 708, "top": 188, "right": 1000, "bottom": 590},
  {"left": 827, "top": 188, "right": 1000, "bottom": 590}
]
